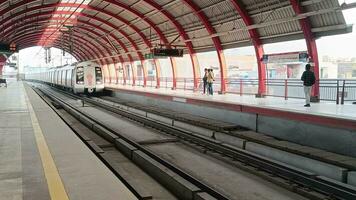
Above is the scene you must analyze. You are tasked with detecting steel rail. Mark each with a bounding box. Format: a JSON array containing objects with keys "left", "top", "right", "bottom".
[
  {"left": 32, "top": 84, "right": 231, "bottom": 200},
  {"left": 34, "top": 83, "right": 356, "bottom": 200}
]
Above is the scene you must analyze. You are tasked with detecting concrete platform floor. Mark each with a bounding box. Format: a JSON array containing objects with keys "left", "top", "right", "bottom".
[
  {"left": 106, "top": 84, "right": 356, "bottom": 121},
  {"left": 0, "top": 81, "right": 137, "bottom": 200}
]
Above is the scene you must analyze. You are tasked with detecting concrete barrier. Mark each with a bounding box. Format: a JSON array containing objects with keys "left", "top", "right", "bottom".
[
  {"left": 111, "top": 91, "right": 356, "bottom": 158},
  {"left": 114, "top": 139, "right": 137, "bottom": 159},
  {"left": 194, "top": 192, "right": 217, "bottom": 200},
  {"left": 245, "top": 142, "right": 348, "bottom": 182},
  {"left": 78, "top": 115, "right": 95, "bottom": 129},
  {"left": 93, "top": 124, "right": 118, "bottom": 143},
  {"left": 132, "top": 150, "right": 201, "bottom": 200},
  {"left": 348, "top": 171, "right": 356, "bottom": 186},
  {"left": 214, "top": 132, "right": 245, "bottom": 149}
]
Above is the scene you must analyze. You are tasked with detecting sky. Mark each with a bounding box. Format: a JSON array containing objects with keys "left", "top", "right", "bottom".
[
  {"left": 15, "top": 0, "right": 356, "bottom": 71},
  {"left": 18, "top": 47, "right": 76, "bottom": 73}
]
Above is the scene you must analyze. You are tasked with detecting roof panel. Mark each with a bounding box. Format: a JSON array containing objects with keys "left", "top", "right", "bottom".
[{"left": 0, "top": 0, "right": 351, "bottom": 62}]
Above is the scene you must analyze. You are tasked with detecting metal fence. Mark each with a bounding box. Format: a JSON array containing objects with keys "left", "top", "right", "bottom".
[
  {"left": 106, "top": 77, "right": 356, "bottom": 104},
  {"left": 224, "top": 78, "right": 356, "bottom": 104}
]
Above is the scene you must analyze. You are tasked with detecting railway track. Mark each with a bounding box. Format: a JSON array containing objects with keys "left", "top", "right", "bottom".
[{"left": 30, "top": 83, "right": 356, "bottom": 200}]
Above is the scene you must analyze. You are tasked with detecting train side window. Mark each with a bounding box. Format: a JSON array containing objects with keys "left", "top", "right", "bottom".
[
  {"left": 71, "top": 69, "right": 74, "bottom": 86},
  {"left": 76, "top": 66, "right": 84, "bottom": 84},
  {"left": 95, "top": 67, "right": 103, "bottom": 84},
  {"left": 64, "top": 70, "right": 67, "bottom": 86},
  {"left": 57, "top": 71, "right": 61, "bottom": 85},
  {"left": 59, "top": 71, "right": 62, "bottom": 84},
  {"left": 66, "top": 70, "right": 69, "bottom": 86}
]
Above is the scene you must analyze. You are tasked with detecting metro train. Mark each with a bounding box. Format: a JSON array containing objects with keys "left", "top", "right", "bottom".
[{"left": 26, "top": 61, "right": 104, "bottom": 94}]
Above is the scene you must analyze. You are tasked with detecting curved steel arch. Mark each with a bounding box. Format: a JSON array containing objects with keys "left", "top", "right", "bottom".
[
  {"left": 141, "top": 0, "right": 200, "bottom": 90},
  {"left": 17, "top": 34, "right": 98, "bottom": 62},
  {"left": 20, "top": 42, "right": 84, "bottom": 62},
  {"left": 290, "top": 0, "right": 320, "bottom": 99},
  {"left": 18, "top": 34, "right": 99, "bottom": 62},
  {"left": 19, "top": 34, "right": 95, "bottom": 59},
  {"left": 10, "top": 28, "right": 108, "bottom": 65},
  {"left": 0, "top": 0, "right": 241, "bottom": 92},
  {"left": 0, "top": 1, "right": 173, "bottom": 87},
  {"left": 0, "top": 1, "right": 189, "bottom": 88},
  {"left": 5, "top": 15, "right": 117, "bottom": 65},
  {"left": 180, "top": 0, "right": 228, "bottom": 93},
  {"left": 13, "top": 30, "right": 104, "bottom": 63},
  {"left": 14, "top": 30, "right": 108, "bottom": 64},
  {"left": 230, "top": 0, "right": 267, "bottom": 96},
  {"left": 0, "top": 9, "right": 124, "bottom": 65}
]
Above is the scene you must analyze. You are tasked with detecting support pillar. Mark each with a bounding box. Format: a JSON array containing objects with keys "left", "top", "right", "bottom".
[
  {"left": 0, "top": 54, "right": 5, "bottom": 76},
  {"left": 215, "top": 45, "right": 228, "bottom": 94},
  {"left": 153, "top": 59, "right": 161, "bottom": 88},
  {"left": 190, "top": 54, "right": 200, "bottom": 91},
  {"left": 255, "top": 43, "right": 267, "bottom": 97},
  {"left": 141, "top": 60, "right": 148, "bottom": 87},
  {"left": 169, "top": 58, "right": 177, "bottom": 90},
  {"left": 122, "top": 63, "right": 127, "bottom": 85},
  {"left": 290, "top": 0, "right": 320, "bottom": 101},
  {"left": 130, "top": 62, "right": 136, "bottom": 86}
]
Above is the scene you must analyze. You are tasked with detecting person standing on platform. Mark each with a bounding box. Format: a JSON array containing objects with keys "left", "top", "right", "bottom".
[
  {"left": 202, "top": 68, "right": 208, "bottom": 94},
  {"left": 301, "top": 64, "right": 316, "bottom": 107},
  {"left": 207, "top": 69, "right": 215, "bottom": 95}
]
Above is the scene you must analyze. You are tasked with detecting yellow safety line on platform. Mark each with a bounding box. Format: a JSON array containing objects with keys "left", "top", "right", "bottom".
[{"left": 24, "top": 87, "right": 70, "bottom": 200}]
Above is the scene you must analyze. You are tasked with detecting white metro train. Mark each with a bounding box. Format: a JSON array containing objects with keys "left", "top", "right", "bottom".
[{"left": 26, "top": 61, "right": 104, "bottom": 94}]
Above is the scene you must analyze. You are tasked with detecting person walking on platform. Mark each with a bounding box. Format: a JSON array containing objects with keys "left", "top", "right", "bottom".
[
  {"left": 202, "top": 68, "right": 208, "bottom": 94},
  {"left": 207, "top": 69, "right": 215, "bottom": 95},
  {"left": 301, "top": 64, "right": 316, "bottom": 107}
]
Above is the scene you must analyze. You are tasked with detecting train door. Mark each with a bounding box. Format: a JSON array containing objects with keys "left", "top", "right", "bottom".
[
  {"left": 76, "top": 66, "right": 84, "bottom": 85},
  {"left": 71, "top": 69, "right": 74, "bottom": 87},
  {"left": 54, "top": 71, "right": 57, "bottom": 85},
  {"left": 66, "top": 70, "right": 70, "bottom": 87},
  {"left": 84, "top": 66, "right": 95, "bottom": 89},
  {"left": 95, "top": 67, "right": 103, "bottom": 85},
  {"left": 64, "top": 70, "right": 67, "bottom": 87}
]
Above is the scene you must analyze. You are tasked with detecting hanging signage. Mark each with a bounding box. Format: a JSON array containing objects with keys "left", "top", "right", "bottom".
[
  {"left": 0, "top": 43, "right": 18, "bottom": 54},
  {"left": 144, "top": 53, "right": 154, "bottom": 59},
  {"left": 262, "top": 52, "right": 308, "bottom": 63},
  {"left": 153, "top": 48, "right": 183, "bottom": 57}
]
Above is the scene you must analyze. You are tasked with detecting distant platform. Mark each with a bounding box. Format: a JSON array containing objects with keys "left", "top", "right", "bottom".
[
  {"left": 106, "top": 84, "right": 356, "bottom": 157},
  {"left": 106, "top": 84, "right": 356, "bottom": 130},
  {"left": 0, "top": 81, "right": 136, "bottom": 200}
]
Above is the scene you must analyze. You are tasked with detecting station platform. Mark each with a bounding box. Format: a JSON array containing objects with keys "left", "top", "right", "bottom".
[
  {"left": 0, "top": 81, "right": 137, "bottom": 200},
  {"left": 105, "top": 84, "right": 356, "bottom": 157}
]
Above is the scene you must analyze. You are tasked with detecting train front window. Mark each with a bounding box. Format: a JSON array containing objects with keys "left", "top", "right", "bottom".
[
  {"left": 95, "top": 67, "right": 103, "bottom": 84},
  {"left": 76, "top": 67, "right": 84, "bottom": 84}
]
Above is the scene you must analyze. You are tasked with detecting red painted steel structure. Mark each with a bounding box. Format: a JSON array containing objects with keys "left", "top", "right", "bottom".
[
  {"left": 0, "top": 0, "right": 341, "bottom": 97},
  {"left": 182, "top": 0, "right": 228, "bottom": 93},
  {"left": 0, "top": 2, "right": 168, "bottom": 87},
  {"left": 143, "top": 0, "right": 200, "bottom": 90},
  {"left": 1, "top": 1, "right": 184, "bottom": 88},
  {"left": 0, "top": 55, "right": 6, "bottom": 76},
  {"left": 230, "top": 0, "right": 267, "bottom": 96},
  {"left": 290, "top": 0, "right": 320, "bottom": 99}
]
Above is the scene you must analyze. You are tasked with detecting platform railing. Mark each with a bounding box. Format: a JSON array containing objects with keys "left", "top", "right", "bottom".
[{"left": 106, "top": 77, "right": 356, "bottom": 104}]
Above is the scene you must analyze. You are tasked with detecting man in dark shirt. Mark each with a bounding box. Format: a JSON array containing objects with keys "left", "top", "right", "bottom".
[
  {"left": 301, "top": 64, "right": 316, "bottom": 107},
  {"left": 202, "top": 68, "right": 208, "bottom": 94}
]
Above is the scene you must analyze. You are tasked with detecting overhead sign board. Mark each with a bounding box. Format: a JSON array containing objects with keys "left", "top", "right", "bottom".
[
  {"left": 262, "top": 52, "right": 308, "bottom": 64},
  {"left": 153, "top": 48, "right": 183, "bottom": 58},
  {"left": 0, "top": 43, "right": 18, "bottom": 54},
  {"left": 144, "top": 53, "right": 154, "bottom": 59}
]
